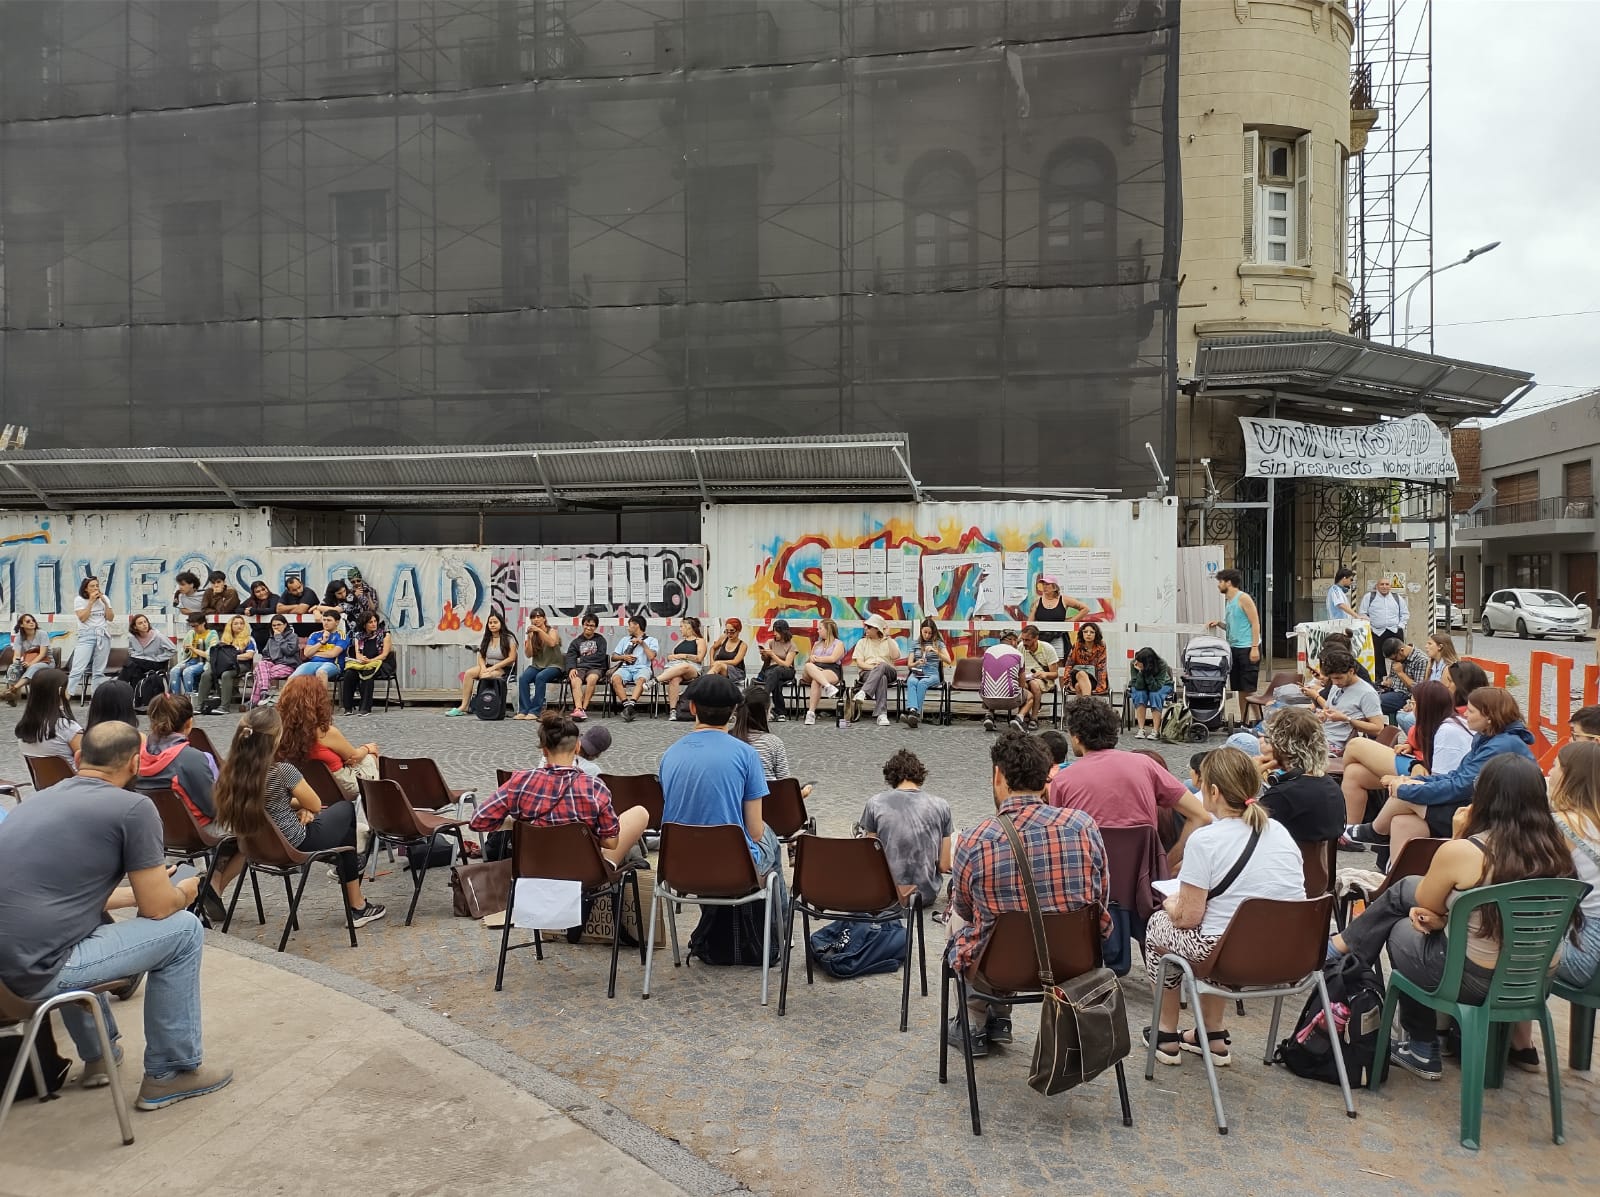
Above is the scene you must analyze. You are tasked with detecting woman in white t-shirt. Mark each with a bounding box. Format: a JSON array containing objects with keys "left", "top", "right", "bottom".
[
  {"left": 67, "top": 575, "right": 115, "bottom": 699},
  {"left": 13, "top": 667, "right": 83, "bottom": 766},
  {"left": 1144, "top": 745, "right": 1305, "bottom": 1068}
]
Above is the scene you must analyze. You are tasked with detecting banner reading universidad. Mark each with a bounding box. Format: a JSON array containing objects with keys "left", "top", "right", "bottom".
[{"left": 1240, "top": 413, "right": 1458, "bottom": 480}]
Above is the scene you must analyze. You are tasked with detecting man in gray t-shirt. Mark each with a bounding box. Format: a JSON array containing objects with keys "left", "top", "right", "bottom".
[
  {"left": 0, "top": 722, "right": 232, "bottom": 1109},
  {"left": 858, "top": 750, "right": 954, "bottom": 906},
  {"left": 1301, "top": 647, "right": 1385, "bottom": 753}
]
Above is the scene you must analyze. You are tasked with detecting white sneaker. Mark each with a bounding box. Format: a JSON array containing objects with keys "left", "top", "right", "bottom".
[
  {"left": 854, "top": 690, "right": 867, "bottom": 703},
  {"left": 821, "top": 683, "right": 838, "bottom": 699},
  {"left": 877, "top": 713, "right": 890, "bottom": 726},
  {"left": 805, "top": 711, "right": 816, "bottom": 726}
]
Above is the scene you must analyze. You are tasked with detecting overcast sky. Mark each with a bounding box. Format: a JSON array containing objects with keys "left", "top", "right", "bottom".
[{"left": 1430, "top": 0, "right": 1600, "bottom": 420}]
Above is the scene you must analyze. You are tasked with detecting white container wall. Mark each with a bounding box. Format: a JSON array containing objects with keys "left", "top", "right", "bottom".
[
  {"left": 0, "top": 509, "right": 273, "bottom": 551},
  {"left": 703, "top": 499, "right": 1182, "bottom": 672}
]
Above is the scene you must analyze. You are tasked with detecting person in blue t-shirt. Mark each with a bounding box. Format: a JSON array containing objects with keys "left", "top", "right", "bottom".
[
  {"left": 659, "top": 673, "right": 785, "bottom": 911},
  {"left": 291, "top": 610, "right": 349, "bottom": 679}
]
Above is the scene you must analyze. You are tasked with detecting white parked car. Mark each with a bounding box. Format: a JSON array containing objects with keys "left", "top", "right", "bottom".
[
  {"left": 1433, "top": 594, "right": 1468, "bottom": 629},
  {"left": 1480, "top": 588, "right": 1592, "bottom": 640}
]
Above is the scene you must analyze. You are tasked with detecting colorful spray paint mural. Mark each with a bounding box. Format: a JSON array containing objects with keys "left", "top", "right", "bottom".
[{"left": 704, "top": 501, "right": 1180, "bottom": 665}]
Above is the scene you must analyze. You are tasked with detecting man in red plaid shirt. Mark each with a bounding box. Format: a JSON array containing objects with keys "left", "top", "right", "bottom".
[
  {"left": 469, "top": 711, "right": 647, "bottom": 865},
  {"left": 947, "top": 730, "right": 1109, "bottom": 1056}
]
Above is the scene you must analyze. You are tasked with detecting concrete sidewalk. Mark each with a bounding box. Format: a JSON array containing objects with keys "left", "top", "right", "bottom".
[{"left": 1, "top": 934, "right": 742, "bottom": 1197}]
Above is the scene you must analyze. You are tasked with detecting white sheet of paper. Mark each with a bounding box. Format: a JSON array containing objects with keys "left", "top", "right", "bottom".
[
  {"left": 1152, "top": 878, "right": 1180, "bottom": 898},
  {"left": 822, "top": 568, "right": 841, "bottom": 595},
  {"left": 629, "top": 558, "right": 648, "bottom": 604},
  {"left": 512, "top": 878, "right": 583, "bottom": 929},
  {"left": 538, "top": 561, "right": 557, "bottom": 608},
  {"left": 519, "top": 562, "right": 538, "bottom": 603},
  {"left": 591, "top": 558, "right": 611, "bottom": 606},
  {"left": 647, "top": 557, "right": 666, "bottom": 602},
  {"left": 572, "top": 559, "right": 591, "bottom": 606},
  {"left": 553, "top": 561, "right": 574, "bottom": 607}
]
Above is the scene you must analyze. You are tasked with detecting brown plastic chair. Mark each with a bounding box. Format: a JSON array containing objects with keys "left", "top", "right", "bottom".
[
  {"left": 1335, "top": 836, "right": 1447, "bottom": 929},
  {"left": 495, "top": 768, "right": 517, "bottom": 787},
  {"left": 184, "top": 726, "right": 224, "bottom": 764},
  {"left": 1301, "top": 838, "right": 1340, "bottom": 899},
  {"left": 22, "top": 755, "right": 74, "bottom": 792},
  {"left": 642, "top": 822, "right": 782, "bottom": 1005},
  {"left": 494, "top": 819, "right": 645, "bottom": 999},
  {"left": 221, "top": 820, "right": 360, "bottom": 953},
  {"left": 946, "top": 656, "right": 984, "bottom": 726},
  {"left": 940, "top": 904, "right": 1132, "bottom": 1136},
  {"left": 1375, "top": 724, "right": 1401, "bottom": 748},
  {"left": 359, "top": 777, "right": 468, "bottom": 926},
  {"left": 143, "top": 786, "right": 241, "bottom": 925},
  {"left": 380, "top": 756, "right": 475, "bottom": 817},
  {"left": 295, "top": 757, "right": 349, "bottom": 808},
  {"left": 0, "top": 978, "right": 134, "bottom": 1148},
  {"left": 763, "top": 777, "right": 816, "bottom": 841},
  {"left": 599, "top": 773, "right": 665, "bottom": 833},
  {"left": 1242, "top": 670, "right": 1301, "bottom": 724},
  {"left": 777, "top": 835, "right": 928, "bottom": 1029},
  {"left": 1143, "top": 894, "right": 1356, "bottom": 1134}
]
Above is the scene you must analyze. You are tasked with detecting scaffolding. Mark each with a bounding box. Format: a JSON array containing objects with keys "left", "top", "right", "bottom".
[{"left": 1350, "top": 0, "right": 1434, "bottom": 349}]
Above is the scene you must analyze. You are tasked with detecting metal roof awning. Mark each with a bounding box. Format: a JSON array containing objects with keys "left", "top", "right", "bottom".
[
  {"left": 1189, "top": 330, "right": 1535, "bottom": 423},
  {"left": 0, "top": 435, "right": 922, "bottom": 511}
]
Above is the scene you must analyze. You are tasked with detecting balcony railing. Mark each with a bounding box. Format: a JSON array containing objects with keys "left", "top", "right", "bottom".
[{"left": 1460, "top": 495, "right": 1595, "bottom": 529}]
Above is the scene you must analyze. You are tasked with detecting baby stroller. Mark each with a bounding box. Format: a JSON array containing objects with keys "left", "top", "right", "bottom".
[{"left": 1175, "top": 636, "right": 1232, "bottom": 737}]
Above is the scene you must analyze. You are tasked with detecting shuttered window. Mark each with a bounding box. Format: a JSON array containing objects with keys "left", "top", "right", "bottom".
[
  {"left": 1495, "top": 471, "right": 1539, "bottom": 506},
  {"left": 1564, "top": 460, "right": 1592, "bottom": 500}
]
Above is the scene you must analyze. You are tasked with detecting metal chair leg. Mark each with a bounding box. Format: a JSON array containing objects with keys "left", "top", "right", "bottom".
[
  {"left": 777, "top": 895, "right": 798, "bottom": 1016},
  {"left": 281, "top": 866, "right": 313, "bottom": 952},
  {"left": 606, "top": 881, "right": 623, "bottom": 999},
  {"left": 336, "top": 860, "right": 359, "bottom": 949},
  {"left": 405, "top": 845, "right": 429, "bottom": 927},
  {"left": 1114, "top": 1060, "right": 1133, "bottom": 1127},
  {"left": 938, "top": 958, "right": 951, "bottom": 1083},
  {"left": 900, "top": 906, "right": 914, "bottom": 1032},
  {"left": 642, "top": 882, "right": 662, "bottom": 998},
  {"left": 494, "top": 888, "right": 516, "bottom": 991},
  {"left": 250, "top": 870, "right": 265, "bottom": 925},
  {"left": 82, "top": 994, "right": 134, "bottom": 1145},
  {"left": 281, "top": 872, "right": 298, "bottom": 933},
  {"left": 221, "top": 866, "right": 248, "bottom": 933},
  {"left": 759, "top": 874, "right": 776, "bottom": 1007},
  {"left": 1313, "top": 971, "right": 1358, "bottom": 1119},
  {"left": 954, "top": 973, "right": 981, "bottom": 1135},
  {"left": 629, "top": 871, "right": 647, "bottom": 966},
  {"left": 1185, "top": 972, "right": 1229, "bottom": 1135},
  {"left": 916, "top": 901, "right": 928, "bottom": 996}
]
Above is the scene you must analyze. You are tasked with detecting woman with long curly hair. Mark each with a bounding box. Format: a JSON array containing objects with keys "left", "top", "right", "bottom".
[
  {"left": 1065, "top": 623, "right": 1109, "bottom": 696},
  {"left": 275, "top": 674, "right": 378, "bottom": 799},
  {"left": 214, "top": 706, "right": 384, "bottom": 929}
]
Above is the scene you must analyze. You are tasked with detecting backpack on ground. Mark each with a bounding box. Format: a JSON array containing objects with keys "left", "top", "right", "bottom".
[
  {"left": 0, "top": 1010, "right": 70, "bottom": 1099},
  {"left": 133, "top": 669, "right": 166, "bottom": 712},
  {"left": 1273, "top": 952, "right": 1386, "bottom": 1087},
  {"left": 808, "top": 917, "right": 907, "bottom": 978},
  {"left": 688, "top": 902, "right": 781, "bottom": 966},
  {"left": 404, "top": 832, "right": 457, "bottom": 874},
  {"left": 473, "top": 679, "right": 506, "bottom": 721},
  {"left": 1157, "top": 703, "right": 1203, "bottom": 744}
]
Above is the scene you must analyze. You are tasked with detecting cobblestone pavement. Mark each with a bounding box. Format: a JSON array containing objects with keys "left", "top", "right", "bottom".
[{"left": 5, "top": 703, "right": 1596, "bottom": 1195}]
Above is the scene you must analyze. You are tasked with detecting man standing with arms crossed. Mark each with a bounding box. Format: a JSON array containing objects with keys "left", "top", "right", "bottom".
[{"left": 1209, "top": 569, "right": 1261, "bottom": 713}]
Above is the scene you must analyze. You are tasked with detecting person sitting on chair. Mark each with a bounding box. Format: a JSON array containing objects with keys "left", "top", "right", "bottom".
[
  {"left": 116, "top": 614, "right": 176, "bottom": 699},
  {"left": 755, "top": 619, "right": 799, "bottom": 721},
  {"left": 4, "top": 613, "right": 52, "bottom": 705},
  {"left": 946, "top": 730, "right": 1109, "bottom": 1058},
  {"left": 1142, "top": 746, "right": 1306, "bottom": 1068},
  {"left": 0, "top": 721, "right": 233, "bottom": 1108},
  {"left": 277, "top": 674, "right": 378, "bottom": 800},
  {"left": 470, "top": 711, "right": 647, "bottom": 866},
  {"left": 1065, "top": 623, "right": 1110, "bottom": 697},
  {"left": 14, "top": 667, "right": 83, "bottom": 767},
  {"left": 608, "top": 615, "right": 658, "bottom": 723},
  {"left": 707, "top": 618, "right": 748, "bottom": 685},
  {"left": 859, "top": 749, "right": 951, "bottom": 908},
  {"left": 290, "top": 610, "right": 346, "bottom": 681},
  {"left": 1376, "top": 636, "right": 1429, "bottom": 720},
  {"left": 200, "top": 571, "right": 239, "bottom": 616},
  {"left": 850, "top": 614, "right": 902, "bottom": 728},
  {"left": 1255, "top": 706, "right": 1346, "bottom": 849},
  {"left": 197, "top": 614, "right": 255, "bottom": 715},
  {"left": 249, "top": 615, "right": 300, "bottom": 707},
  {"left": 733, "top": 683, "right": 813, "bottom": 800},
  {"left": 564, "top": 613, "right": 609, "bottom": 723},
  {"left": 447, "top": 612, "right": 516, "bottom": 718},
  {"left": 340, "top": 611, "right": 392, "bottom": 716},
  {"left": 169, "top": 614, "right": 214, "bottom": 696},
  {"left": 1016, "top": 624, "right": 1060, "bottom": 732},
  {"left": 215, "top": 706, "right": 385, "bottom": 931},
  {"left": 516, "top": 607, "right": 565, "bottom": 720},
  {"left": 1329, "top": 755, "right": 1578, "bottom": 1080}
]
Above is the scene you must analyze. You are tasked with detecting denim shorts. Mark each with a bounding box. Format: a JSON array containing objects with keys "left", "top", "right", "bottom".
[{"left": 1129, "top": 686, "right": 1172, "bottom": 708}]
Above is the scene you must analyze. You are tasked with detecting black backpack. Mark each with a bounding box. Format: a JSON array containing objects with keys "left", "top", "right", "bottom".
[
  {"left": 133, "top": 668, "right": 167, "bottom": 712},
  {"left": 687, "top": 902, "right": 780, "bottom": 966},
  {"left": 1273, "top": 953, "right": 1386, "bottom": 1087},
  {"left": 0, "top": 1012, "right": 69, "bottom": 1098},
  {"left": 473, "top": 679, "right": 506, "bottom": 721}
]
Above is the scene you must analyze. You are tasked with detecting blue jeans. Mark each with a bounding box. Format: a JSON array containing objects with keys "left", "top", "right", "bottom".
[
  {"left": 518, "top": 665, "right": 563, "bottom": 714},
  {"left": 753, "top": 825, "right": 789, "bottom": 925},
  {"left": 905, "top": 672, "right": 940, "bottom": 713},
  {"left": 291, "top": 660, "right": 340, "bottom": 680},
  {"left": 169, "top": 657, "right": 205, "bottom": 694},
  {"left": 33, "top": 911, "right": 205, "bottom": 1079},
  {"left": 1556, "top": 910, "right": 1600, "bottom": 987},
  {"left": 68, "top": 629, "right": 111, "bottom": 696}
]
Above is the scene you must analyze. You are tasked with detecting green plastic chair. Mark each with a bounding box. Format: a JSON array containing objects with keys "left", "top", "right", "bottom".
[
  {"left": 1367, "top": 877, "right": 1587, "bottom": 1151},
  {"left": 1551, "top": 962, "right": 1600, "bottom": 1072}
]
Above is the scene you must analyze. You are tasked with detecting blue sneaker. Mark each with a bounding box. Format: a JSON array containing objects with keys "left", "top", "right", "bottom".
[{"left": 1389, "top": 1038, "right": 1443, "bottom": 1081}]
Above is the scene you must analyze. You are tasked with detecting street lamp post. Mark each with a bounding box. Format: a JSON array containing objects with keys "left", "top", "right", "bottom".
[{"left": 1399, "top": 241, "right": 1501, "bottom": 349}]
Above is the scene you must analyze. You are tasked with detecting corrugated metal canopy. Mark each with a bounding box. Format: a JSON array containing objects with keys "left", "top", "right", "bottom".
[
  {"left": 0, "top": 435, "right": 921, "bottom": 510},
  {"left": 1191, "top": 330, "right": 1535, "bottom": 423}
]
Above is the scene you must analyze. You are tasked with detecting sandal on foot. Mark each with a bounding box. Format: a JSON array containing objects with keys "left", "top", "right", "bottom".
[
  {"left": 1143, "top": 1026, "right": 1183, "bottom": 1065},
  {"left": 1179, "top": 1028, "right": 1232, "bottom": 1066}
]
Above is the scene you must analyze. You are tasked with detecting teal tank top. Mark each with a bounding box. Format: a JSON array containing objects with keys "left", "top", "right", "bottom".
[{"left": 1224, "top": 594, "right": 1255, "bottom": 648}]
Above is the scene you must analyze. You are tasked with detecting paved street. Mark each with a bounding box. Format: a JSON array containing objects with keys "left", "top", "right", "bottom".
[{"left": 5, "top": 691, "right": 1592, "bottom": 1196}]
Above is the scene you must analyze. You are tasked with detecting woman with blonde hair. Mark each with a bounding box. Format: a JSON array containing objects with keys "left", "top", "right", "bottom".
[
  {"left": 1143, "top": 746, "right": 1306, "bottom": 1067},
  {"left": 198, "top": 614, "right": 256, "bottom": 715},
  {"left": 1548, "top": 741, "right": 1600, "bottom": 988},
  {"left": 276, "top": 673, "right": 378, "bottom": 799},
  {"left": 1256, "top": 706, "right": 1346, "bottom": 846},
  {"left": 802, "top": 618, "right": 847, "bottom": 726},
  {"left": 214, "top": 706, "right": 385, "bottom": 929},
  {"left": 1424, "top": 631, "right": 1459, "bottom": 683}
]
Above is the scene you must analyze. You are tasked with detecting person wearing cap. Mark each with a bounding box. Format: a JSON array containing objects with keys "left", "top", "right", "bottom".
[
  {"left": 169, "top": 613, "right": 216, "bottom": 696},
  {"left": 1032, "top": 576, "right": 1089, "bottom": 656},
  {"left": 850, "top": 614, "right": 903, "bottom": 727},
  {"left": 201, "top": 570, "right": 240, "bottom": 616},
  {"left": 574, "top": 724, "right": 612, "bottom": 779},
  {"left": 1325, "top": 567, "right": 1358, "bottom": 622},
  {"left": 755, "top": 619, "right": 798, "bottom": 721},
  {"left": 658, "top": 674, "right": 784, "bottom": 913}
]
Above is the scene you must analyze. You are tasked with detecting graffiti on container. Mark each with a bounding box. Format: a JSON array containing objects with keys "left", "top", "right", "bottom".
[{"left": 490, "top": 546, "right": 706, "bottom": 627}]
